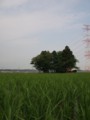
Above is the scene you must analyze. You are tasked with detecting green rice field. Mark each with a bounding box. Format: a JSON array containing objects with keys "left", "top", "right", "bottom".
[{"left": 0, "top": 72, "right": 90, "bottom": 120}]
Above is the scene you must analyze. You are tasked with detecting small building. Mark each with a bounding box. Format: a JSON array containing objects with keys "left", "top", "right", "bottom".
[{"left": 71, "top": 68, "right": 77, "bottom": 72}]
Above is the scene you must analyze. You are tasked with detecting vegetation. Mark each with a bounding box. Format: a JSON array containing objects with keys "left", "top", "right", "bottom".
[
  {"left": 0, "top": 72, "right": 90, "bottom": 120},
  {"left": 31, "top": 46, "right": 78, "bottom": 73}
]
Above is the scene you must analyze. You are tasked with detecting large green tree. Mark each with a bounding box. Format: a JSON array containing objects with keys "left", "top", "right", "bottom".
[
  {"left": 31, "top": 46, "right": 78, "bottom": 73},
  {"left": 31, "top": 51, "right": 52, "bottom": 72},
  {"left": 61, "top": 46, "right": 78, "bottom": 72},
  {"left": 51, "top": 51, "right": 62, "bottom": 72}
]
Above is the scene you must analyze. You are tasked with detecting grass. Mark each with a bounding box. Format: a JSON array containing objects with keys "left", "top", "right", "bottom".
[{"left": 0, "top": 72, "right": 90, "bottom": 120}]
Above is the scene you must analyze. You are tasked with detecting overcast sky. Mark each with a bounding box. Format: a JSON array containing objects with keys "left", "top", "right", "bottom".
[{"left": 0, "top": 0, "right": 90, "bottom": 69}]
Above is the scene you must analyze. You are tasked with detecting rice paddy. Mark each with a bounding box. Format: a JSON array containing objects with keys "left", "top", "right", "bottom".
[{"left": 0, "top": 72, "right": 90, "bottom": 120}]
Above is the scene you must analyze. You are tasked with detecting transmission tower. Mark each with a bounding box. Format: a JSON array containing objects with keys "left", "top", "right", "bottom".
[{"left": 83, "top": 25, "right": 90, "bottom": 71}]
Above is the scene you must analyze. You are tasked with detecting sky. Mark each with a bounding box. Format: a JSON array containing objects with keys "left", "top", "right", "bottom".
[{"left": 0, "top": 0, "right": 90, "bottom": 70}]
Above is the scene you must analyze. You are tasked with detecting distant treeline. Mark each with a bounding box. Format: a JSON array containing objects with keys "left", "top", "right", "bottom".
[{"left": 0, "top": 69, "right": 38, "bottom": 73}]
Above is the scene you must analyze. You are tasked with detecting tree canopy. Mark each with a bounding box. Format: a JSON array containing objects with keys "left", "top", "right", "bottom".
[{"left": 31, "top": 46, "right": 78, "bottom": 73}]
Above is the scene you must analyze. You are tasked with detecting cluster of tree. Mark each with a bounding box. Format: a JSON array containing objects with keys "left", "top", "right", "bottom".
[{"left": 31, "top": 46, "right": 78, "bottom": 73}]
